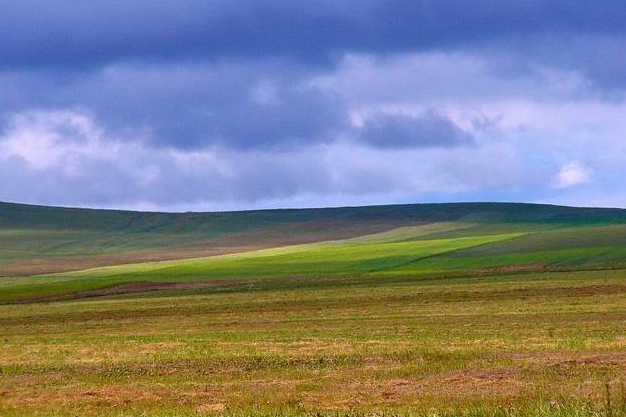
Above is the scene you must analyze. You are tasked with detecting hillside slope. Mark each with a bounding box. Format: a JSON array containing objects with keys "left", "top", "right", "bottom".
[
  {"left": 2, "top": 201, "right": 626, "bottom": 276},
  {"left": 2, "top": 201, "right": 626, "bottom": 302}
]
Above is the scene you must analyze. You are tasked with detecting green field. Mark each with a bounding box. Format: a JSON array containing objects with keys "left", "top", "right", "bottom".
[{"left": 2, "top": 202, "right": 626, "bottom": 416}]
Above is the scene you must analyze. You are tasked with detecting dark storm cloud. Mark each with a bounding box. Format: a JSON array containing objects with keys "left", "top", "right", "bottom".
[
  {"left": 358, "top": 110, "right": 474, "bottom": 149},
  {"left": 87, "top": 66, "right": 350, "bottom": 151},
  {"left": 494, "top": 34, "right": 626, "bottom": 91},
  {"left": 0, "top": 63, "right": 350, "bottom": 150},
  {"left": 2, "top": 1, "right": 625, "bottom": 70}
]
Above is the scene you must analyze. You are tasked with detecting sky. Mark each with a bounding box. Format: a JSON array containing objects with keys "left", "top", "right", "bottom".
[{"left": 1, "top": 1, "right": 626, "bottom": 211}]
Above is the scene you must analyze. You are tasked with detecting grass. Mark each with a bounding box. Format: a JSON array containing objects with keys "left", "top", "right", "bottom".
[
  {"left": 0, "top": 231, "right": 525, "bottom": 302},
  {"left": 2, "top": 202, "right": 626, "bottom": 416},
  {"left": 3, "top": 268, "right": 626, "bottom": 416}
]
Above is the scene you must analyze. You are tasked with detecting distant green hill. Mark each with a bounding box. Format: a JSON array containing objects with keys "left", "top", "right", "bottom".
[
  {"left": 3, "top": 200, "right": 626, "bottom": 230},
  {"left": 1, "top": 201, "right": 626, "bottom": 280}
]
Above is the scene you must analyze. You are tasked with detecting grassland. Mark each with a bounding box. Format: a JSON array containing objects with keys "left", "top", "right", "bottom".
[
  {"left": 2, "top": 201, "right": 624, "bottom": 276},
  {"left": 2, "top": 202, "right": 626, "bottom": 416}
]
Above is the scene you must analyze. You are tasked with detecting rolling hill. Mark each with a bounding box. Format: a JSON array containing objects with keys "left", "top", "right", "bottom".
[{"left": 2, "top": 200, "right": 626, "bottom": 302}]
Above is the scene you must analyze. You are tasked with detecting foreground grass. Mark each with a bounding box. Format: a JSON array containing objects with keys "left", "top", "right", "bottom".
[{"left": 2, "top": 267, "right": 626, "bottom": 416}]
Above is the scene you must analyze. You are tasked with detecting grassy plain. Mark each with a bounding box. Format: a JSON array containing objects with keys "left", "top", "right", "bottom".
[{"left": 2, "top": 202, "right": 626, "bottom": 416}]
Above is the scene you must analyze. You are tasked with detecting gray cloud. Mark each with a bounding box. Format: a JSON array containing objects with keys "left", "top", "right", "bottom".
[
  {"left": 357, "top": 110, "right": 474, "bottom": 149},
  {"left": 0, "top": 110, "right": 532, "bottom": 209},
  {"left": 1, "top": 1, "right": 623, "bottom": 64},
  {"left": 0, "top": 63, "right": 350, "bottom": 150}
]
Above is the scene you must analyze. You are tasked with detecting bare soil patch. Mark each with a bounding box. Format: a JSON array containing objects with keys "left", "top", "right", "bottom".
[
  {"left": 511, "top": 351, "right": 626, "bottom": 367},
  {"left": 74, "top": 280, "right": 241, "bottom": 298},
  {"left": 472, "top": 263, "right": 548, "bottom": 274}
]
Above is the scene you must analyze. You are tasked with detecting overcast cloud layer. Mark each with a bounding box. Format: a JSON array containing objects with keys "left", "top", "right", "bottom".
[{"left": 1, "top": 1, "right": 626, "bottom": 211}]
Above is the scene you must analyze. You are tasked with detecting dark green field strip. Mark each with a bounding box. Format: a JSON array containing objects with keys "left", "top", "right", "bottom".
[
  {"left": 389, "top": 224, "right": 626, "bottom": 273},
  {"left": 396, "top": 247, "right": 626, "bottom": 273},
  {"left": 445, "top": 224, "right": 626, "bottom": 256}
]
